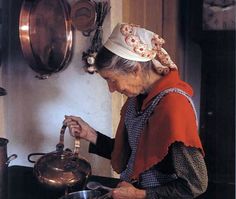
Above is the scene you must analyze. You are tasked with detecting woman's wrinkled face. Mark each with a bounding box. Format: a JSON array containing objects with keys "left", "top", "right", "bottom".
[{"left": 99, "top": 68, "right": 145, "bottom": 97}]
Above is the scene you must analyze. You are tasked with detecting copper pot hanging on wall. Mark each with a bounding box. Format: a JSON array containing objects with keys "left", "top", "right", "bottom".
[
  {"left": 70, "top": 0, "right": 97, "bottom": 36},
  {"left": 19, "top": 0, "right": 73, "bottom": 79}
]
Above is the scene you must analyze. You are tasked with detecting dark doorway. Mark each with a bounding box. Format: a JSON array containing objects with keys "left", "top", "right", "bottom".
[{"left": 186, "top": 0, "right": 235, "bottom": 198}]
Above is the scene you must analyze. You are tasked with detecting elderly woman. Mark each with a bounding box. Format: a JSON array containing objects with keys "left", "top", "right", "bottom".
[{"left": 64, "top": 23, "right": 208, "bottom": 199}]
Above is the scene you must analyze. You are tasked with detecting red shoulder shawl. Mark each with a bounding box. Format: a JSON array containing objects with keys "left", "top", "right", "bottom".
[{"left": 111, "top": 71, "right": 204, "bottom": 179}]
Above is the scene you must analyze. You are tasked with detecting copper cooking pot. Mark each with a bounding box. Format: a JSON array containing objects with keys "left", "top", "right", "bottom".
[
  {"left": 28, "top": 125, "right": 91, "bottom": 189},
  {"left": 0, "top": 138, "right": 17, "bottom": 199}
]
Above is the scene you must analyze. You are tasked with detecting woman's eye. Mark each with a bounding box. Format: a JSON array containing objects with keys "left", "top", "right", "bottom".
[{"left": 108, "top": 79, "right": 116, "bottom": 83}]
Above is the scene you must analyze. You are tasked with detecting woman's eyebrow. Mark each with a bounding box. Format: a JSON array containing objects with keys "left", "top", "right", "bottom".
[{"left": 102, "top": 76, "right": 109, "bottom": 80}]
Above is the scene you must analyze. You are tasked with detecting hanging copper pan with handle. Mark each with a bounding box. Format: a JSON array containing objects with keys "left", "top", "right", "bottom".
[{"left": 19, "top": 0, "right": 73, "bottom": 79}]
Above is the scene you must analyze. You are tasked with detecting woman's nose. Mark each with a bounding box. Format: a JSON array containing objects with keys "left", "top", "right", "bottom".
[{"left": 107, "top": 82, "right": 116, "bottom": 93}]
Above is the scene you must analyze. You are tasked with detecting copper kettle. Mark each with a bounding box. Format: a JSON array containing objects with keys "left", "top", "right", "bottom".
[{"left": 28, "top": 125, "right": 92, "bottom": 189}]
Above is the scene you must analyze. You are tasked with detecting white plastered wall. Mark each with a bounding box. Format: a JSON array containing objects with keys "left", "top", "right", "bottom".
[{"left": 0, "top": 0, "right": 123, "bottom": 177}]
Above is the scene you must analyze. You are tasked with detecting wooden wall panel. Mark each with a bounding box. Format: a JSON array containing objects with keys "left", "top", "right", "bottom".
[
  {"left": 162, "top": 0, "right": 184, "bottom": 73},
  {"left": 123, "top": 0, "right": 145, "bottom": 25},
  {"left": 145, "top": 0, "right": 163, "bottom": 33},
  {"left": 123, "top": 0, "right": 163, "bottom": 34}
]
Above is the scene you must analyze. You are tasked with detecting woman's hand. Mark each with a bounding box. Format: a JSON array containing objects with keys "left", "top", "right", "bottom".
[
  {"left": 112, "top": 181, "right": 146, "bottom": 199},
  {"left": 63, "top": 115, "right": 97, "bottom": 144}
]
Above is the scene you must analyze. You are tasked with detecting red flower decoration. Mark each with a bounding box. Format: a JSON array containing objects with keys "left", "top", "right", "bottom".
[
  {"left": 125, "top": 35, "right": 140, "bottom": 47},
  {"left": 134, "top": 44, "right": 148, "bottom": 56},
  {"left": 151, "top": 34, "right": 165, "bottom": 50},
  {"left": 120, "top": 24, "right": 134, "bottom": 36}
]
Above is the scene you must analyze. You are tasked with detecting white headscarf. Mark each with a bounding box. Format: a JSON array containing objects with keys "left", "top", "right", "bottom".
[{"left": 104, "top": 23, "right": 178, "bottom": 71}]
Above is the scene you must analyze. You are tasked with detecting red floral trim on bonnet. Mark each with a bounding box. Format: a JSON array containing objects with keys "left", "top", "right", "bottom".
[
  {"left": 151, "top": 34, "right": 165, "bottom": 51},
  {"left": 156, "top": 49, "right": 177, "bottom": 69},
  {"left": 125, "top": 35, "right": 140, "bottom": 47},
  {"left": 120, "top": 24, "right": 177, "bottom": 69}
]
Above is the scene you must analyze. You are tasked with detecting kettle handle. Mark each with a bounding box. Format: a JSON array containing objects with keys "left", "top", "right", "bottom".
[
  {"left": 56, "top": 124, "right": 67, "bottom": 152},
  {"left": 74, "top": 138, "right": 80, "bottom": 156},
  {"left": 56, "top": 124, "right": 80, "bottom": 156}
]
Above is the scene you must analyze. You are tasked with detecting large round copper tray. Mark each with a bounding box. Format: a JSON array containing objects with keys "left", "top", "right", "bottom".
[{"left": 19, "top": 0, "right": 73, "bottom": 77}]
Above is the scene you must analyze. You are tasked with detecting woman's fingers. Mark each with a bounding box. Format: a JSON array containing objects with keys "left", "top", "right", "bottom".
[
  {"left": 63, "top": 115, "right": 97, "bottom": 144},
  {"left": 65, "top": 121, "right": 78, "bottom": 127},
  {"left": 64, "top": 115, "right": 84, "bottom": 123},
  {"left": 68, "top": 124, "right": 82, "bottom": 137},
  {"left": 116, "top": 181, "right": 133, "bottom": 188},
  {"left": 63, "top": 115, "right": 88, "bottom": 138}
]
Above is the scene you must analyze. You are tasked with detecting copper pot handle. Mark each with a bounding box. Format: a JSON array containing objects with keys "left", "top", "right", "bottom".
[
  {"left": 6, "top": 154, "right": 17, "bottom": 165},
  {"left": 28, "top": 153, "right": 45, "bottom": 163}
]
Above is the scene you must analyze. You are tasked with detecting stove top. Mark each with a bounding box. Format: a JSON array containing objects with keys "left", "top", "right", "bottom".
[{"left": 8, "top": 165, "right": 120, "bottom": 199}]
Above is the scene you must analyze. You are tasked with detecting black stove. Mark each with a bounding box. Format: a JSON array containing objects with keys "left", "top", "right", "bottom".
[{"left": 8, "top": 165, "right": 120, "bottom": 199}]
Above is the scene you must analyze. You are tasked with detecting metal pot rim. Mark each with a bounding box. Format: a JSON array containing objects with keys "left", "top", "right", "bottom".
[
  {"left": 58, "top": 190, "right": 101, "bottom": 199},
  {"left": 0, "top": 138, "right": 8, "bottom": 146}
]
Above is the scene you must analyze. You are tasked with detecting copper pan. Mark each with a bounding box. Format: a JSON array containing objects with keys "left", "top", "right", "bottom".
[
  {"left": 70, "top": 0, "right": 97, "bottom": 36},
  {"left": 19, "top": 0, "right": 73, "bottom": 78}
]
